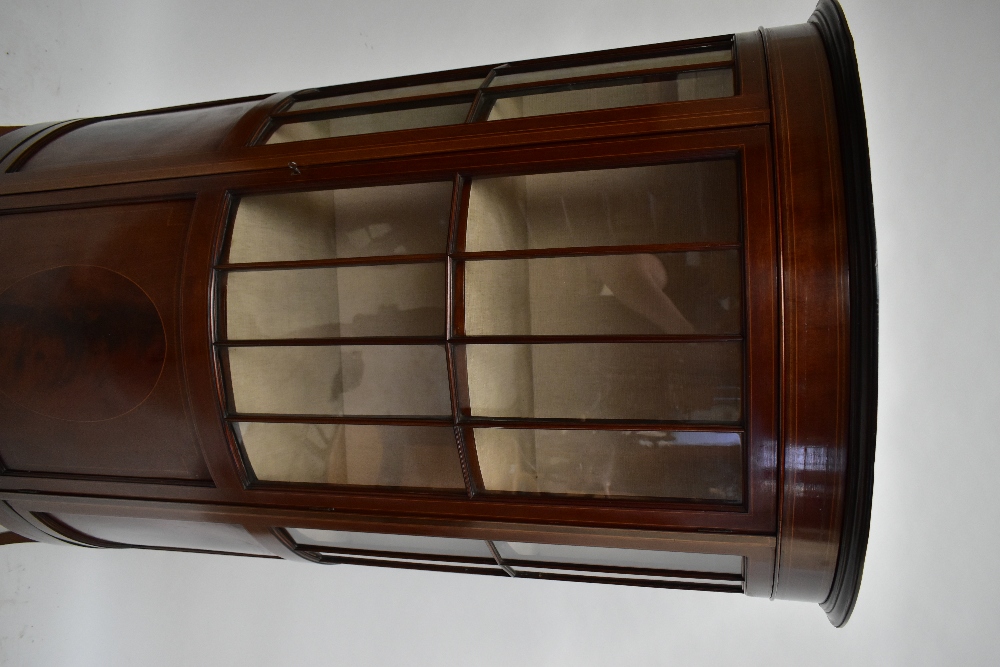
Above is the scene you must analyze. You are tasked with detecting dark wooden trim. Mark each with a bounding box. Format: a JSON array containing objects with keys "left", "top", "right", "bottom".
[
  {"left": 0, "top": 502, "right": 67, "bottom": 545},
  {"left": 293, "top": 544, "right": 498, "bottom": 566},
  {"left": 0, "top": 531, "right": 33, "bottom": 546},
  {"left": 452, "top": 334, "right": 743, "bottom": 345},
  {"left": 0, "top": 127, "right": 764, "bottom": 212},
  {"left": 270, "top": 527, "right": 322, "bottom": 562},
  {"left": 486, "top": 540, "right": 517, "bottom": 577},
  {"left": 460, "top": 420, "right": 743, "bottom": 432},
  {"left": 218, "top": 334, "right": 742, "bottom": 346},
  {"left": 217, "top": 253, "right": 447, "bottom": 271},
  {"left": 500, "top": 558, "right": 743, "bottom": 582},
  {"left": 217, "top": 337, "right": 446, "bottom": 347},
  {"left": 32, "top": 512, "right": 280, "bottom": 559},
  {"left": 220, "top": 92, "right": 297, "bottom": 151},
  {"left": 457, "top": 241, "right": 741, "bottom": 261},
  {"left": 181, "top": 191, "right": 247, "bottom": 491},
  {"left": 507, "top": 569, "right": 743, "bottom": 593},
  {"left": 0, "top": 120, "right": 83, "bottom": 172},
  {"left": 0, "top": 123, "right": 60, "bottom": 164},
  {"left": 809, "top": 0, "right": 878, "bottom": 629},
  {"left": 763, "top": 20, "right": 851, "bottom": 605},
  {"left": 3, "top": 492, "right": 776, "bottom": 559},
  {"left": 32, "top": 512, "right": 124, "bottom": 548},
  {"left": 243, "top": 524, "right": 315, "bottom": 561},
  {"left": 0, "top": 470, "right": 213, "bottom": 487},
  {"left": 495, "top": 36, "right": 733, "bottom": 78},
  {"left": 315, "top": 553, "right": 508, "bottom": 576},
  {"left": 0, "top": 104, "right": 768, "bottom": 199},
  {"left": 227, "top": 415, "right": 454, "bottom": 426}
]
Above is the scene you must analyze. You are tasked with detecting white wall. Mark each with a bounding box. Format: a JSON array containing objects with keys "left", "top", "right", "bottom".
[{"left": 2, "top": 0, "right": 999, "bottom": 664}]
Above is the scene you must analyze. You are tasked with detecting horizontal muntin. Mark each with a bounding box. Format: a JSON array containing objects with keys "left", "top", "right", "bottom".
[
  {"left": 227, "top": 414, "right": 745, "bottom": 429},
  {"left": 215, "top": 334, "right": 742, "bottom": 346},
  {"left": 314, "top": 553, "right": 508, "bottom": 576},
  {"left": 509, "top": 565, "right": 741, "bottom": 587},
  {"left": 217, "top": 254, "right": 448, "bottom": 271},
  {"left": 501, "top": 558, "right": 742, "bottom": 582},
  {"left": 293, "top": 544, "right": 497, "bottom": 566},
  {"left": 488, "top": 46, "right": 732, "bottom": 89}
]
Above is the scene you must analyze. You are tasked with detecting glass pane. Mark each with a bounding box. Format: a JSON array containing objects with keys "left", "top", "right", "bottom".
[
  {"left": 225, "top": 263, "right": 447, "bottom": 339},
  {"left": 289, "top": 79, "right": 483, "bottom": 112},
  {"left": 486, "top": 69, "right": 733, "bottom": 121},
  {"left": 464, "top": 250, "right": 741, "bottom": 336},
  {"left": 227, "top": 345, "right": 451, "bottom": 416},
  {"left": 235, "top": 423, "right": 464, "bottom": 488},
  {"left": 508, "top": 565, "right": 736, "bottom": 585},
  {"left": 492, "top": 540, "right": 743, "bottom": 574},
  {"left": 489, "top": 48, "right": 731, "bottom": 87},
  {"left": 464, "top": 342, "right": 741, "bottom": 422},
  {"left": 266, "top": 102, "right": 472, "bottom": 144},
  {"left": 228, "top": 181, "right": 452, "bottom": 263},
  {"left": 474, "top": 429, "right": 741, "bottom": 501},
  {"left": 54, "top": 515, "right": 272, "bottom": 555},
  {"left": 465, "top": 160, "right": 739, "bottom": 252},
  {"left": 286, "top": 527, "right": 494, "bottom": 558}
]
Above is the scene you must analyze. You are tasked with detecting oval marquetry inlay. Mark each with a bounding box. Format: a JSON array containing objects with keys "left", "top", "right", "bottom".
[{"left": 0, "top": 266, "right": 166, "bottom": 422}]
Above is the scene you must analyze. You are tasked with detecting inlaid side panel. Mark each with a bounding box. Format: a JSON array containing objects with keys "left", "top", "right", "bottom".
[{"left": 0, "top": 201, "right": 212, "bottom": 481}]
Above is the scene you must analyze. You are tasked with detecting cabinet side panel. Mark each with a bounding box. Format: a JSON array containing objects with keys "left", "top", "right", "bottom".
[{"left": 0, "top": 200, "right": 212, "bottom": 481}]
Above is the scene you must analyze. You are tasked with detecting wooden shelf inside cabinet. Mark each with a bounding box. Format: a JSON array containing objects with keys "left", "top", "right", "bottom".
[{"left": 0, "top": 0, "right": 875, "bottom": 627}]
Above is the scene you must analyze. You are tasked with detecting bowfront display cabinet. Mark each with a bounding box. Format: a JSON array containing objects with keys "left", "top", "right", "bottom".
[{"left": 0, "top": 0, "right": 876, "bottom": 625}]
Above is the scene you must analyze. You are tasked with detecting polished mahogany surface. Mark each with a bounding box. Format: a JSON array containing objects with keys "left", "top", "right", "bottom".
[
  {"left": 0, "top": 201, "right": 211, "bottom": 480},
  {"left": 0, "top": 0, "right": 875, "bottom": 625},
  {"left": 0, "top": 265, "right": 166, "bottom": 422}
]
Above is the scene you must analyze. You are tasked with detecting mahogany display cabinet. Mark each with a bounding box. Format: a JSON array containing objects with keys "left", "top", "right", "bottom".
[{"left": 0, "top": 0, "right": 876, "bottom": 626}]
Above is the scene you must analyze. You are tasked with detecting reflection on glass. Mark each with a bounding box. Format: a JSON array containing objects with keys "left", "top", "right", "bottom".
[
  {"left": 286, "top": 527, "right": 493, "bottom": 558},
  {"left": 493, "top": 540, "right": 743, "bottom": 574},
  {"left": 486, "top": 69, "right": 733, "bottom": 121},
  {"left": 465, "top": 160, "right": 739, "bottom": 251},
  {"left": 464, "top": 342, "right": 742, "bottom": 422},
  {"left": 464, "top": 250, "right": 741, "bottom": 336},
  {"left": 266, "top": 102, "right": 472, "bottom": 144},
  {"left": 474, "top": 429, "right": 741, "bottom": 501},
  {"left": 289, "top": 79, "right": 484, "bottom": 112},
  {"left": 54, "top": 514, "right": 272, "bottom": 555},
  {"left": 488, "top": 48, "right": 731, "bottom": 88},
  {"left": 226, "top": 345, "right": 450, "bottom": 416},
  {"left": 225, "top": 263, "right": 447, "bottom": 339},
  {"left": 236, "top": 423, "right": 464, "bottom": 488},
  {"left": 228, "top": 181, "right": 452, "bottom": 263}
]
